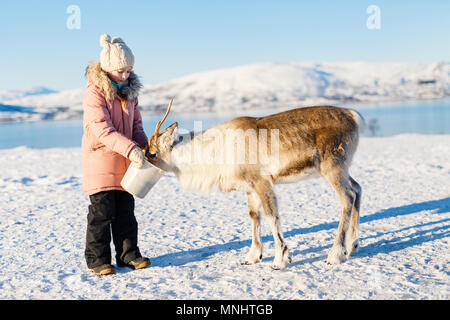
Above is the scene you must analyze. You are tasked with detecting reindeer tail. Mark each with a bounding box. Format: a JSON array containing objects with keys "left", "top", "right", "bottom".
[{"left": 349, "top": 109, "right": 366, "bottom": 134}]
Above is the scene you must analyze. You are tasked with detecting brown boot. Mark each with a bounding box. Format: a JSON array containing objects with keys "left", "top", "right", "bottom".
[
  {"left": 117, "top": 257, "right": 150, "bottom": 270},
  {"left": 90, "top": 264, "right": 116, "bottom": 276}
]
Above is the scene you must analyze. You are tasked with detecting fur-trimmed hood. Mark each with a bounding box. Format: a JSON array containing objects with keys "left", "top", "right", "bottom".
[{"left": 85, "top": 61, "right": 142, "bottom": 102}]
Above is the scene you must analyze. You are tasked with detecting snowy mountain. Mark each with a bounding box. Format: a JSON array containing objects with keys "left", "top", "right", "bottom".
[
  {"left": 0, "top": 86, "right": 57, "bottom": 101},
  {"left": 141, "top": 61, "right": 450, "bottom": 114},
  {"left": 1, "top": 61, "right": 449, "bottom": 122}
]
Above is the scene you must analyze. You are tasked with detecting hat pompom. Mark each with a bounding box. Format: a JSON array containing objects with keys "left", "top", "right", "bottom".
[
  {"left": 111, "top": 36, "right": 124, "bottom": 44},
  {"left": 99, "top": 34, "right": 111, "bottom": 48}
]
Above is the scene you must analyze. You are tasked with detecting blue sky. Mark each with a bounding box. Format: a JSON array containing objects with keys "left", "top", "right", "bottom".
[{"left": 1, "top": 0, "right": 449, "bottom": 91}]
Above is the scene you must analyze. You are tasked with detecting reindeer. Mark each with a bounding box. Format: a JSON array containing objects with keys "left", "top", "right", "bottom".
[{"left": 144, "top": 100, "right": 365, "bottom": 269}]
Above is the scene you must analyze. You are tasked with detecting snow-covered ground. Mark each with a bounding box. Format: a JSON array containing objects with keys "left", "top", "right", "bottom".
[
  {"left": 1, "top": 61, "right": 449, "bottom": 122},
  {"left": 0, "top": 134, "right": 448, "bottom": 300}
]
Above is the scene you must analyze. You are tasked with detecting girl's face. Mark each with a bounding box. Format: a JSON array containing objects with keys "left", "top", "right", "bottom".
[{"left": 108, "top": 66, "right": 133, "bottom": 84}]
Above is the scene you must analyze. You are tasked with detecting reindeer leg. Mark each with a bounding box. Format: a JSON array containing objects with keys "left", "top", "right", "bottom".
[
  {"left": 254, "top": 179, "right": 291, "bottom": 270},
  {"left": 324, "top": 169, "right": 355, "bottom": 265},
  {"left": 346, "top": 176, "right": 361, "bottom": 256},
  {"left": 242, "top": 191, "right": 263, "bottom": 265}
]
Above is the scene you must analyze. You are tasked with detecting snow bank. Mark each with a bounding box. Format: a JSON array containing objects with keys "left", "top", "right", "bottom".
[
  {"left": 0, "top": 134, "right": 449, "bottom": 299},
  {"left": 1, "top": 61, "right": 449, "bottom": 122}
]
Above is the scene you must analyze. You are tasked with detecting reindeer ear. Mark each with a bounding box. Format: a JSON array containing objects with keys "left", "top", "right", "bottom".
[
  {"left": 158, "top": 122, "right": 178, "bottom": 148},
  {"left": 158, "top": 122, "right": 178, "bottom": 136}
]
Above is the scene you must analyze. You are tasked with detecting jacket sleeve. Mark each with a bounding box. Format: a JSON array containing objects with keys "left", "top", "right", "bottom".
[
  {"left": 132, "top": 99, "right": 149, "bottom": 148},
  {"left": 83, "top": 86, "right": 136, "bottom": 158}
]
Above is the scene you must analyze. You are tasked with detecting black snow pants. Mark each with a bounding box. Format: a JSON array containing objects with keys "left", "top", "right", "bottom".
[{"left": 85, "top": 190, "right": 142, "bottom": 269}]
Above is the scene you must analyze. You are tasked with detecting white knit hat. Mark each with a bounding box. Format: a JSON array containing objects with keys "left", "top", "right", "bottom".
[{"left": 99, "top": 34, "right": 135, "bottom": 72}]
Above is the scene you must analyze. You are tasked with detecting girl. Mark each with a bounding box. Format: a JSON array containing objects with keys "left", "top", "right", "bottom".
[{"left": 82, "top": 34, "right": 150, "bottom": 275}]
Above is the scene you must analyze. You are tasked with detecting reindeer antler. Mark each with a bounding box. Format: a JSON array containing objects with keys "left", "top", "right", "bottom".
[{"left": 153, "top": 98, "right": 173, "bottom": 137}]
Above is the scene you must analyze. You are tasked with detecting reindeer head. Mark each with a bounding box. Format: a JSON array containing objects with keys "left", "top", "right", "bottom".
[{"left": 144, "top": 99, "right": 178, "bottom": 171}]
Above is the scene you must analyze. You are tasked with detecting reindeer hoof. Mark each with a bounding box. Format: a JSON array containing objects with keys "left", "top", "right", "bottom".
[
  {"left": 242, "top": 251, "right": 262, "bottom": 265},
  {"left": 241, "top": 258, "right": 262, "bottom": 265},
  {"left": 326, "top": 245, "right": 347, "bottom": 265},
  {"left": 270, "top": 263, "right": 287, "bottom": 270},
  {"left": 271, "top": 265, "right": 281, "bottom": 270},
  {"left": 346, "top": 239, "right": 360, "bottom": 257},
  {"left": 271, "top": 256, "right": 290, "bottom": 270}
]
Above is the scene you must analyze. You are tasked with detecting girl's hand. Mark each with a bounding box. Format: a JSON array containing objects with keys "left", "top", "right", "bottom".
[{"left": 128, "top": 145, "right": 146, "bottom": 169}]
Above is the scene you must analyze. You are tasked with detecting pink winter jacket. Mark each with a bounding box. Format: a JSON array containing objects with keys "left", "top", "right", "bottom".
[{"left": 82, "top": 62, "right": 148, "bottom": 196}]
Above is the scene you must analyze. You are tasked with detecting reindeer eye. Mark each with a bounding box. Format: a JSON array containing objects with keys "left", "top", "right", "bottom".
[{"left": 148, "top": 153, "right": 156, "bottom": 158}]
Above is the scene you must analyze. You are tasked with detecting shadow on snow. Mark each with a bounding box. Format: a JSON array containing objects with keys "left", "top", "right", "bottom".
[{"left": 150, "top": 197, "right": 450, "bottom": 268}]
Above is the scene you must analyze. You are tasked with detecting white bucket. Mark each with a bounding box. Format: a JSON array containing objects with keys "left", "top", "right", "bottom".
[{"left": 121, "top": 160, "right": 163, "bottom": 199}]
